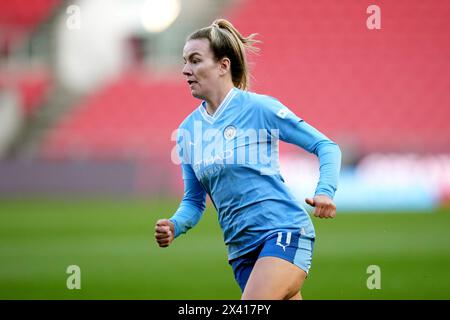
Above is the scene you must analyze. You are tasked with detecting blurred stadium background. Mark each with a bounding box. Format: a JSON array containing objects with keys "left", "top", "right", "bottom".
[{"left": 0, "top": 0, "right": 449, "bottom": 299}]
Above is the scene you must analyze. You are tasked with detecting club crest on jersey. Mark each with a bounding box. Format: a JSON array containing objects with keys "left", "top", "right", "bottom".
[{"left": 223, "top": 125, "right": 237, "bottom": 140}]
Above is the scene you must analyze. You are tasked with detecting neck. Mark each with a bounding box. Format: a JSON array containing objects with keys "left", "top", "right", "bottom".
[{"left": 205, "top": 83, "right": 234, "bottom": 115}]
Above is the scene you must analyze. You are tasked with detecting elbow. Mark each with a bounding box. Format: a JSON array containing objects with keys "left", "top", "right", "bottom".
[
  {"left": 181, "top": 196, "right": 206, "bottom": 214},
  {"left": 333, "top": 142, "right": 342, "bottom": 160},
  {"left": 196, "top": 199, "right": 206, "bottom": 213},
  {"left": 192, "top": 194, "right": 206, "bottom": 212},
  {"left": 328, "top": 141, "right": 342, "bottom": 165},
  {"left": 313, "top": 139, "right": 341, "bottom": 157}
]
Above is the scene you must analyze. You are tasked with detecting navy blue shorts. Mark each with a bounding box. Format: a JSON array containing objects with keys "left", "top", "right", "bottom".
[{"left": 229, "top": 230, "right": 315, "bottom": 292}]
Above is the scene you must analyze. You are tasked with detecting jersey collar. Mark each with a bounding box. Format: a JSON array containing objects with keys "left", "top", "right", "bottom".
[{"left": 198, "top": 87, "right": 237, "bottom": 124}]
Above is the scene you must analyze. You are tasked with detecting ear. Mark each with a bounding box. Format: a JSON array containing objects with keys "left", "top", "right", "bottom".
[{"left": 218, "top": 57, "right": 231, "bottom": 76}]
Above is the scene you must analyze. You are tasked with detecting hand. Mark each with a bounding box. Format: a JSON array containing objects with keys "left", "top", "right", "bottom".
[
  {"left": 305, "top": 195, "right": 336, "bottom": 219},
  {"left": 155, "top": 219, "right": 175, "bottom": 248}
]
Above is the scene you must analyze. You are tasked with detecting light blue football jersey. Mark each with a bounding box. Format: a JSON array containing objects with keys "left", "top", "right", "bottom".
[{"left": 170, "top": 87, "right": 341, "bottom": 260}]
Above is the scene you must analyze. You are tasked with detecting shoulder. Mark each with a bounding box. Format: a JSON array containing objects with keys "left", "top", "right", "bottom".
[
  {"left": 175, "top": 105, "right": 202, "bottom": 144},
  {"left": 243, "top": 90, "right": 303, "bottom": 125},
  {"left": 243, "top": 90, "right": 283, "bottom": 107},
  {"left": 243, "top": 90, "right": 290, "bottom": 115}
]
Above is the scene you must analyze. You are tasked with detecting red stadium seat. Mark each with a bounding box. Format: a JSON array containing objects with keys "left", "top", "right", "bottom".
[
  {"left": 0, "top": 69, "right": 52, "bottom": 116},
  {"left": 42, "top": 72, "right": 195, "bottom": 159},
  {"left": 41, "top": 0, "right": 450, "bottom": 159},
  {"left": 0, "top": 0, "right": 60, "bottom": 47}
]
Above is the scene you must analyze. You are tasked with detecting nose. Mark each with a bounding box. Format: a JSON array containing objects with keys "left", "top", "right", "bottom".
[{"left": 182, "top": 63, "right": 192, "bottom": 76}]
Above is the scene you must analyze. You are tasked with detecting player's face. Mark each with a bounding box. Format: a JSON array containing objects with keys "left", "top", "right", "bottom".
[{"left": 182, "top": 39, "right": 221, "bottom": 100}]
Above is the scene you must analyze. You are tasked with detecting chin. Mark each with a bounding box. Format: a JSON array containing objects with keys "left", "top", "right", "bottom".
[{"left": 191, "top": 90, "right": 205, "bottom": 100}]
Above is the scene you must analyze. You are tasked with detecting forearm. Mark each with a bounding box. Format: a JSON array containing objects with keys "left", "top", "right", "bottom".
[
  {"left": 169, "top": 198, "right": 205, "bottom": 237},
  {"left": 313, "top": 141, "right": 341, "bottom": 198}
]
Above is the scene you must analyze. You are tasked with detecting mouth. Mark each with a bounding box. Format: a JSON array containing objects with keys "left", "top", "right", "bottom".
[{"left": 187, "top": 80, "right": 197, "bottom": 87}]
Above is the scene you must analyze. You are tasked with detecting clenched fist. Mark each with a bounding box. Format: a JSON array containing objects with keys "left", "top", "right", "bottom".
[
  {"left": 305, "top": 195, "right": 336, "bottom": 219},
  {"left": 155, "top": 219, "right": 175, "bottom": 247}
]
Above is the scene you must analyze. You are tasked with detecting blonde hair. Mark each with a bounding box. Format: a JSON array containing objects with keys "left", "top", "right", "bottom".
[{"left": 187, "top": 18, "right": 260, "bottom": 90}]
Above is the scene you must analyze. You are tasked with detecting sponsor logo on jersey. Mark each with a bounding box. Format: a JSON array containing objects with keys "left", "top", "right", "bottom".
[{"left": 276, "top": 108, "right": 289, "bottom": 119}]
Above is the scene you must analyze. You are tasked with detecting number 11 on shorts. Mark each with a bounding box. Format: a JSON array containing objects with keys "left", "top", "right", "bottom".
[{"left": 276, "top": 232, "right": 292, "bottom": 252}]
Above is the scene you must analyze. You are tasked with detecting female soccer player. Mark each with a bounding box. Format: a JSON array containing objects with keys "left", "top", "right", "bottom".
[{"left": 155, "top": 19, "right": 341, "bottom": 300}]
